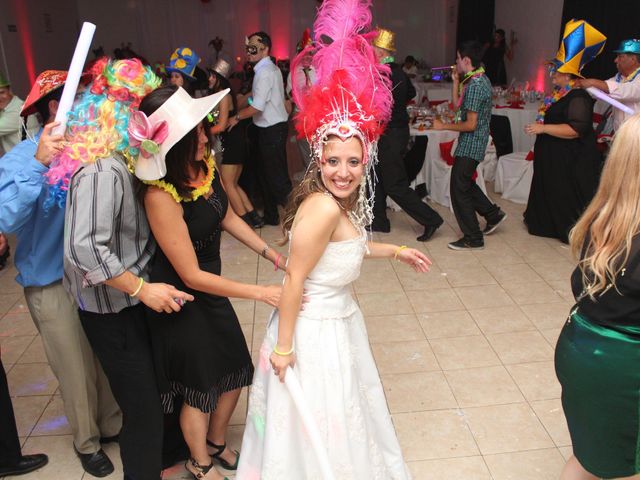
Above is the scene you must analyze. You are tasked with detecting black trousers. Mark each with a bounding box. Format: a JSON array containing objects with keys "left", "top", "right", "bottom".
[
  {"left": 256, "top": 122, "right": 292, "bottom": 221},
  {"left": 79, "top": 305, "right": 163, "bottom": 480},
  {"left": 373, "top": 126, "right": 443, "bottom": 228},
  {"left": 0, "top": 355, "right": 21, "bottom": 465},
  {"left": 450, "top": 155, "right": 500, "bottom": 241}
]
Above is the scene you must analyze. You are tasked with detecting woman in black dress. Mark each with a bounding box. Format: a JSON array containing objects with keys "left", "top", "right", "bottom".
[
  {"left": 207, "top": 65, "right": 263, "bottom": 229},
  {"left": 524, "top": 69, "right": 601, "bottom": 243},
  {"left": 482, "top": 29, "right": 515, "bottom": 87},
  {"left": 134, "top": 86, "right": 286, "bottom": 480}
]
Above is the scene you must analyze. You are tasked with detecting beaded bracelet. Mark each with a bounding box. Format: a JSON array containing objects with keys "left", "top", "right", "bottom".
[
  {"left": 273, "top": 344, "right": 294, "bottom": 356},
  {"left": 394, "top": 245, "right": 408, "bottom": 260}
]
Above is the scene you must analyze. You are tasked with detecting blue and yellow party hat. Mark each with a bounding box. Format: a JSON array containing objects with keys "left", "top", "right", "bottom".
[
  {"left": 167, "top": 47, "right": 200, "bottom": 80},
  {"left": 550, "top": 19, "right": 606, "bottom": 78}
]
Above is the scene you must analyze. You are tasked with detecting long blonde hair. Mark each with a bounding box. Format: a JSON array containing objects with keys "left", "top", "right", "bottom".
[{"left": 569, "top": 113, "right": 640, "bottom": 298}]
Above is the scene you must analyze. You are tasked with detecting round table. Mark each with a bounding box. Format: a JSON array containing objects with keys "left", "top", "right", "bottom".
[{"left": 491, "top": 102, "right": 538, "bottom": 152}]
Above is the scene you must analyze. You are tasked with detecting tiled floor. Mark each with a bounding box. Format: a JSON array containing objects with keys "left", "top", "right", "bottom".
[{"left": 0, "top": 187, "right": 574, "bottom": 479}]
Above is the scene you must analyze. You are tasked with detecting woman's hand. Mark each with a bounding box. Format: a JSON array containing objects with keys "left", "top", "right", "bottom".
[
  {"left": 258, "top": 285, "right": 282, "bottom": 307},
  {"left": 525, "top": 123, "right": 545, "bottom": 135},
  {"left": 276, "top": 255, "right": 288, "bottom": 271},
  {"left": 397, "top": 248, "right": 432, "bottom": 273},
  {"left": 270, "top": 350, "right": 296, "bottom": 383}
]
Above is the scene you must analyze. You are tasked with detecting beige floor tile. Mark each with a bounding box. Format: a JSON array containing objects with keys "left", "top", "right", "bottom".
[
  {"left": 455, "top": 285, "right": 515, "bottom": 310},
  {"left": 530, "top": 399, "right": 572, "bottom": 447},
  {"left": 484, "top": 448, "right": 566, "bottom": 480},
  {"left": 506, "top": 362, "right": 561, "bottom": 402},
  {"left": 11, "top": 395, "right": 51, "bottom": 437},
  {"left": 464, "top": 403, "right": 554, "bottom": 455},
  {"left": 486, "top": 331, "right": 554, "bottom": 364},
  {"left": 254, "top": 300, "right": 277, "bottom": 323},
  {"left": 0, "top": 292, "right": 21, "bottom": 316},
  {"left": 231, "top": 300, "right": 255, "bottom": 325},
  {"left": 357, "top": 291, "right": 414, "bottom": 316},
  {"left": 240, "top": 323, "right": 253, "bottom": 350},
  {"left": 485, "top": 263, "right": 544, "bottom": 285},
  {"left": 18, "top": 434, "right": 85, "bottom": 480},
  {"left": 417, "top": 311, "right": 481, "bottom": 339},
  {"left": 394, "top": 264, "right": 451, "bottom": 291},
  {"left": 474, "top": 249, "right": 526, "bottom": 267},
  {"left": 445, "top": 366, "right": 524, "bottom": 407},
  {"left": 371, "top": 341, "right": 439, "bottom": 374},
  {"left": 529, "top": 260, "right": 576, "bottom": 283},
  {"left": 8, "top": 295, "right": 30, "bottom": 314},
  {"left": 0, "top": 274, "right": 23, "bottom": 294},
  {"left": 540, "top": 327, "right": 563, "bottom": 347},
  {"left": 407, "top": 456, "right": 492, "bottom": 479},
  {"left": 444, "top": 266, "right": 497, "bottom": 287},
  {"left": 365, "top": 314, "right": 426, "bottom": 344},
  {"left": 31, "top": 395, "right": 72, "bottom": 436},
  {"left": 406, "top": 288, "right": 464, "bottom": 313},
  {"left": 229, "top": 388, "right": 248, "bottom": 426},
  {"left": 547, "top": 279, "right": 576, "bottom": 303},
  {"left": 220, "top": 247, "right": 260, "bottom": 265},
  {"left": 7, "top": 363, "right": 59, "bottom": 396},
  {"left": 558, "top": 446, "right": 574, "bottom": 461},
  {"left": 0, "top": 334, "right": 35, "bottom": 364},
  {"left": 430, "top": 335, "right": 500, "bottom": 371},
  {"left": 468, "top": 305, "right": 536, "bottom": 334},
  {"left": 19, "top": 336, "right": 48, "bottom": 363},
  {"left": 519, "top": 303, "right": 570, "bottom": 330},
  {"left": 393, "top": 410, "right": 480, "bottom": 461},
  {"left": 383, "top": 371, "right": 457, "bottom": 413},
  {"left": 353, "top": 269, "right": 404, "bottom": 293},
  {"left": 0, "top": 312, "right": 38, "bottom": 337},
  {"left": 432, "top": 251, "right": 481, "bottom": 270},
  {"left": 502, "top": 281, "right": 564, "bottom": 305}
]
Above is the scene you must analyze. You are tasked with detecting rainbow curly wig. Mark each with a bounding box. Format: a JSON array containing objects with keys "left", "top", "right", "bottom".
[{"left": 45, "top": 57, "right": 161, "bottom": 208}]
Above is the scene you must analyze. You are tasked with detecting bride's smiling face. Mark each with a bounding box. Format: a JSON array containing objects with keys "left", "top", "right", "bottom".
[{"left": 320, "top": 136, "right": 364, "bottom": 200}]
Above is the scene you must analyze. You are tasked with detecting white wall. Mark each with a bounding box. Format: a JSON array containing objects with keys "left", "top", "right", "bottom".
[{"left": 495, "top": 0, "right": 564, "bottom": 92}]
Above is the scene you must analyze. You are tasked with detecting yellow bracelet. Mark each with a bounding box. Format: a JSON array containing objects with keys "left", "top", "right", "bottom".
[
  {"left": 130, "top": 277, "right": 144, "bottom": 297},
  {"left": 273, "top": 345, "right": 294, "bottom": 356},
  {"left": 394, "top": 245, "right": 408, "bottom": 260}
]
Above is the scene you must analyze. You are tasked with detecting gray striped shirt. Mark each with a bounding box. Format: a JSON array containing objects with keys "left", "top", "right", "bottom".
[{"left": 63, "top": 155, "right": 155, "bottom": 314}]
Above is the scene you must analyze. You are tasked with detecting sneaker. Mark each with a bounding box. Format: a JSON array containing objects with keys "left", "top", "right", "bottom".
[
  {"left": 483, "top": 211, "right": 507, "bottom": 235},
  {"left": 447, "top": 237, "right": 484, "bottom": 250}
]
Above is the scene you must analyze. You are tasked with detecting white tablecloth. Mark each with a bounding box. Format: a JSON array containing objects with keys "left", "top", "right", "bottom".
[
  {"left": 491, "top": 102, "right": 538, "bottom": 153},
  {"left": 409, "top": 128, "right": 487, "bottom": 208},
  {"left": 412, "top": 82, "right": 453, "bottom": 104}
]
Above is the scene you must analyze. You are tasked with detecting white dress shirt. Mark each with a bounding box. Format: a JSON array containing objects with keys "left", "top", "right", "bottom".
[
  {"left": 251, "top": 57, "right": 288, "bottom": 128},
  {"left": 605, "top": 73, "right": 640, "bottom": 131}
]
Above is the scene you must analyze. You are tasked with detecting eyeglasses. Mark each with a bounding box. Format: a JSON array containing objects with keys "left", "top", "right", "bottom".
[{"left": 245, "top": 45, "right": 260, "bottom": 55}]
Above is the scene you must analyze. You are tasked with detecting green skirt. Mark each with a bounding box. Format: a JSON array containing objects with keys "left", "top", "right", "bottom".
[{"left": 555, "top": 311, "right": 640, "bottom": 478}]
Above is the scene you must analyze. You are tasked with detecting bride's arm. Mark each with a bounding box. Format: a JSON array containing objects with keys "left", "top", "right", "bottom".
[
  {"left": 270, "top": 195, "right": 341, "bottom": 382},
  {"left": 366, "top": 241, "right": 432, "bottom": 273}
]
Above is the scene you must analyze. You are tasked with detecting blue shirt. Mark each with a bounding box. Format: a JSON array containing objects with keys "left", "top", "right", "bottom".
[{"left": 0, "top": 130, "right": 65, "bottom": 287}]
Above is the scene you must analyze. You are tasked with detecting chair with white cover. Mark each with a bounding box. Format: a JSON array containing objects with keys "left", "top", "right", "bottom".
[
  {"left": 480, "top": 136, "right": 498, "bottom": 182},
  {"left": 494, "top": 151, "right": 533, "bottom": 204}
]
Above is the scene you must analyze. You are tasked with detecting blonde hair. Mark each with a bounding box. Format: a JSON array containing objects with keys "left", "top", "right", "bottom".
[{"left": 569, "top": 113, "right": 640, "bottom": 298}]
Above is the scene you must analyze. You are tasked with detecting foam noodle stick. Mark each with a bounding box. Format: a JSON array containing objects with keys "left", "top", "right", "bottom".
[
  {"left": 283, "top": 367, "right": 336, "bottom": 480},
  {"left": 587, "top": 87, "right": 635, "bottom": 115},
  {"left": 53, "top": 22, "right": 96, "bottom": 135}
]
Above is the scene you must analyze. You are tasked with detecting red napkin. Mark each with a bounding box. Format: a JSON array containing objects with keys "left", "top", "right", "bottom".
[
  {"left": 440, "top": 140, "right": 477, "bottom": 180},
  {"left": 525, "top": 150, "right": 534, "bottom": 161}
]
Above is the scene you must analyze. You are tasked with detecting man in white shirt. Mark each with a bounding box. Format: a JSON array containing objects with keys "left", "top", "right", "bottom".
[
  {"left": 578, "top": 39, "right": 640, "bottom": 131},
  {"left": 0, "top": 74, "right": 24, "bottom": 155},
  {"left": 228, "top": 31, "right": 291, "bottom": 225}
]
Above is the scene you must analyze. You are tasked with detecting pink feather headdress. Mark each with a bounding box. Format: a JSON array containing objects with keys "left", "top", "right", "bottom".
[{"left": 291, "top": 0, "right": 392, "bottom": 226}]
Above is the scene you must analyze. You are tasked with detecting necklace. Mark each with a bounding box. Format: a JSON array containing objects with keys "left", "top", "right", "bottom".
[
  {"left": 536, "top": 80, "right": 574, "bottom": 124},
  {"left": 140, "top": 154, "right": 216, "bottom": 203},
  {"left": 616, "top": 66, "right": 640, "bottom": 83},
  {"left": 454, "top": 67, "right": 485, "bottom": 123}
]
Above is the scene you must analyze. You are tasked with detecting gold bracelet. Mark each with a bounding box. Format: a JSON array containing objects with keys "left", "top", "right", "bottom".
[
  {"left": 273, "top": 344, "right": 294, "bottom": 356},
  {"left": 130, "top": 277, "right": 144, "bottom": 297},
  {"left": 393, "top": 245, "right": 408, "bottom": 260}
]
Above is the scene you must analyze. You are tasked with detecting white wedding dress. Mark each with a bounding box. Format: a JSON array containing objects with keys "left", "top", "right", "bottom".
[{"left": 237, "top": 233, "right": 412, "bottom": 480}]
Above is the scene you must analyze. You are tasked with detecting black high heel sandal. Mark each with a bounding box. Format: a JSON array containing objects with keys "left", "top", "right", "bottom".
[
  {"left": 206, "top": 440, "right": 239, "bottom": 471},
  {"left": 185, "top": 457, "right": 229, "bottom": 480}
]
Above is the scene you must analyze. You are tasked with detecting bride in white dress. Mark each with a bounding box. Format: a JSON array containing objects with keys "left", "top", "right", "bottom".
[{"left": 236, "top": 5, "right": 431, "bottom": 477}]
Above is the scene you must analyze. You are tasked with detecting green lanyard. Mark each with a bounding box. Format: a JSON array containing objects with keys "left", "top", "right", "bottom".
[{"left": 454, "top": 67, "right": 485, "bottom": 123}]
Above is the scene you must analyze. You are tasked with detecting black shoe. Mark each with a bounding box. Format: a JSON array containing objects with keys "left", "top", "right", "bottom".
[
  {"left": 447, "top": 237, "right": 484, "bottom": 250},
  {"left": 240, "top": 213, "right": 255, "bottom": 228},
  {"left": 0, "top": 454, "right": 48, "bottom": 476},
  {"left": 74, "top": 446, "right": 114, "bottom": 477},
  {"left": 99, "top": 433, "right": 119, "bottom": 444},
  {"left": 417, "top": 221, "right": 443, "bottom": 242},
  {"left": 368, "top": 222, "right": 391, "bottom": 233},
  {"left": 483, "top": 211, "right": 507, "bottom": 235},
  {"left": 247, "top": 210, "right": 265, "bottom": 228}
]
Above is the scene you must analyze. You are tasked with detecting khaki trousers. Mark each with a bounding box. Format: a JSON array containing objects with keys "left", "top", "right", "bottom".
[{"left": 24, "top": 281, "right": 121, "bottom": 454}]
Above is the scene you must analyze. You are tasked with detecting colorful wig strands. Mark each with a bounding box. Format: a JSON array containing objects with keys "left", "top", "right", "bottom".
[
  {"left": 290, "top": 0, "right": 393, "bottom": 227},
  {"left": 45, "top": 58, "right": 161, "bottom": 208}
]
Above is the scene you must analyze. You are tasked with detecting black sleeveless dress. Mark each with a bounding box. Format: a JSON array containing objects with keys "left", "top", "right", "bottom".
[{"left": 146, "top": 172, "right": 254, "bottom": 413}]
